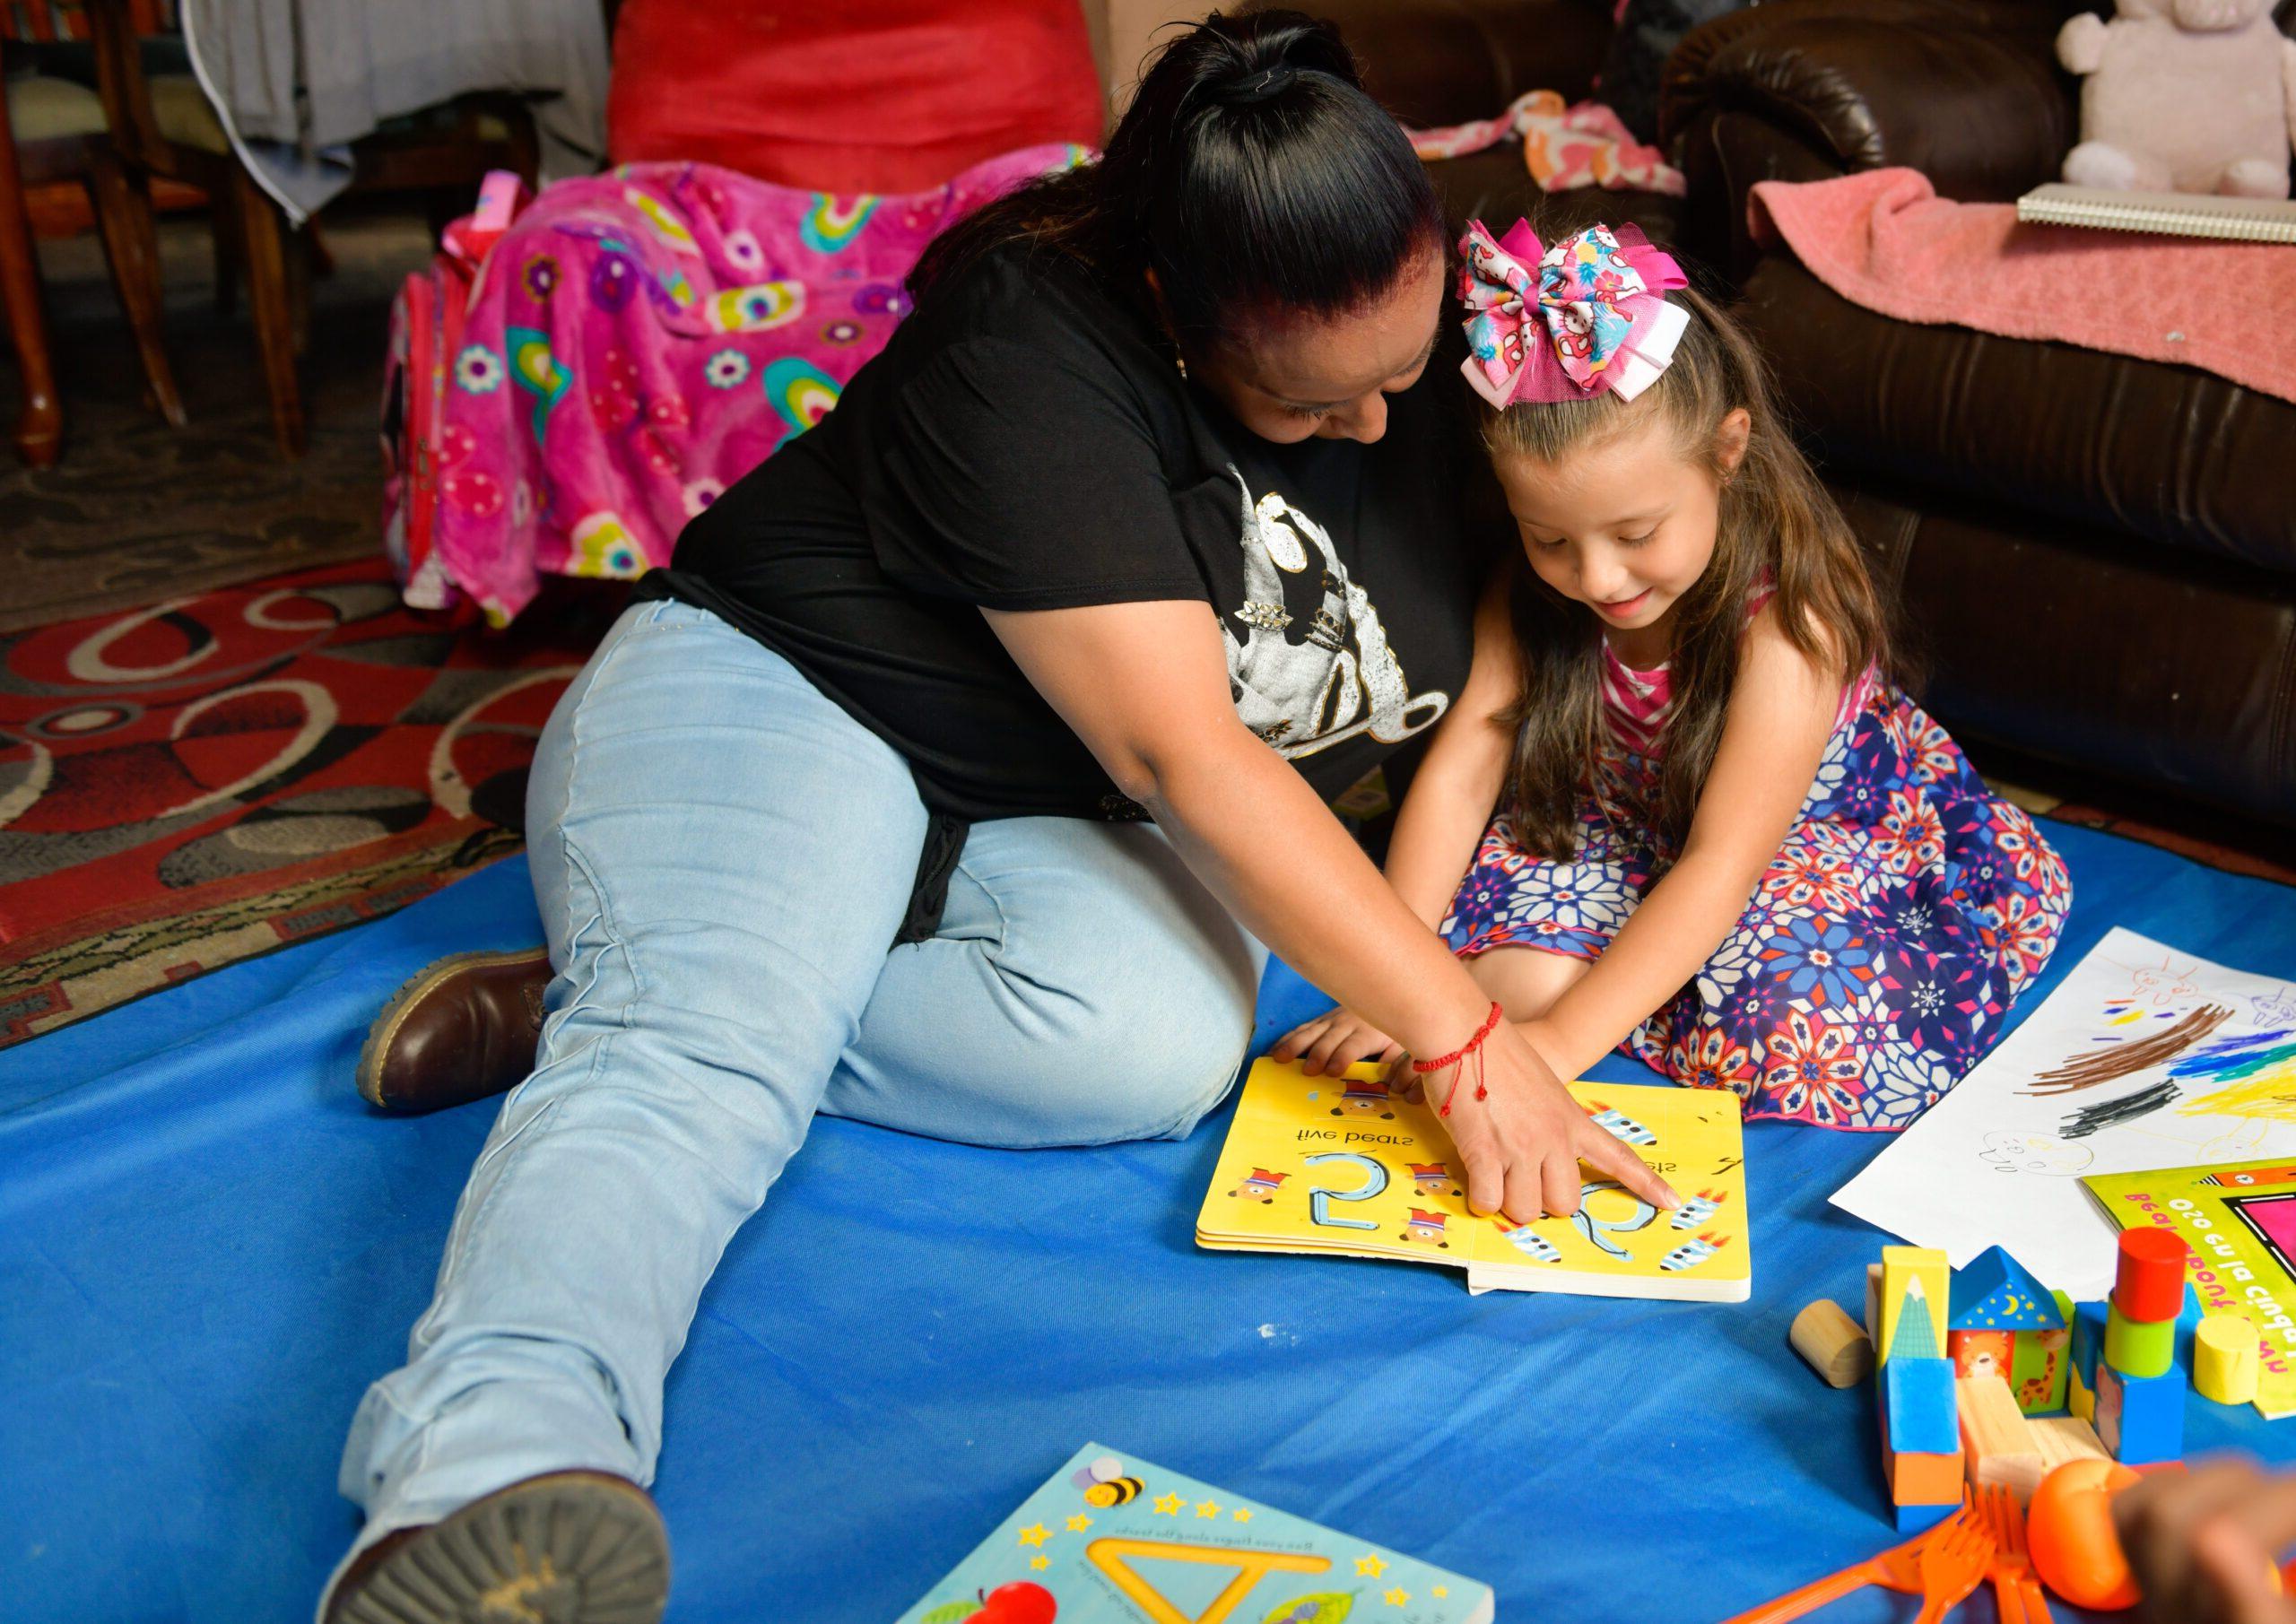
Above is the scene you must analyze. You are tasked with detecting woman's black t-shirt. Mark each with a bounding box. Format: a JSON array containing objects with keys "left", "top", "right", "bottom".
[{"left": 642, "top": 239, "right": 1494, "bottom": 852}]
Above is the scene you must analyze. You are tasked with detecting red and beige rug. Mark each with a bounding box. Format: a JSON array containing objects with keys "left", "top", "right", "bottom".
[{"left": 0, "top": 559, "right": 619, "bottom": 1046}]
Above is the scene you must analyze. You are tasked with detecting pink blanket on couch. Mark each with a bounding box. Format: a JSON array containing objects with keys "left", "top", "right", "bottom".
[
  {"left": 386, "top": 145, "right": 1084, "bottom": 626},
  {"left": 1749, "top": 168, "right": 2296, "bottom": 406}
]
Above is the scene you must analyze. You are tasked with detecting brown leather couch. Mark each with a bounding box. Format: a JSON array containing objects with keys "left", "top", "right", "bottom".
[
  {"left": 1241, "top": 0, "right": 1688, "bottom": 242},
  {"left": 1662, "top": 0, "right": 2296, "bottom": 831}
]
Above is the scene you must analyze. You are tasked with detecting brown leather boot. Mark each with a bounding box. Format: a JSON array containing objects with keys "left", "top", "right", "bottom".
[
  {"left": 357, "top": 947, "right": 553, "bottom": 1115},
  {"left": 323, "top": 1470, "right": 669, "bottom": 1624}
]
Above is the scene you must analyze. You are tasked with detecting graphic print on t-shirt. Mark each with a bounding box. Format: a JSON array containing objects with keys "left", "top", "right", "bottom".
[{"left": 1222, "top": 469, "right": 1450, "bottom": 760}]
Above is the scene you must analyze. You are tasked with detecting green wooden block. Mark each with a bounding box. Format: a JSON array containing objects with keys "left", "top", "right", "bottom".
[
  {"left": 2106, "top": 1301, "right": 2176, "bottom": 1379},
  {"left": 2011, "top": 1323, "right": 2074, "bottom": 1414}
]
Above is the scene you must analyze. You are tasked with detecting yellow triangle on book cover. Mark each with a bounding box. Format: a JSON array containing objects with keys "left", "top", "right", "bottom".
[{"left": 1083, "top": 1536, "right": 1330, "bottom": 1624}]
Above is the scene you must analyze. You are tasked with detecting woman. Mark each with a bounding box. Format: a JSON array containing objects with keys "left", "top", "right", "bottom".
[{"left": 322, "top": 13, "right": 1674, "bottom": 1621}]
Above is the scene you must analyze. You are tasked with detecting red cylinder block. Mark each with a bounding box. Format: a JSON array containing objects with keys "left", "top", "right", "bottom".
[{"left": 2114, "top": 1228, "right": 2190, "bottom": 1324}]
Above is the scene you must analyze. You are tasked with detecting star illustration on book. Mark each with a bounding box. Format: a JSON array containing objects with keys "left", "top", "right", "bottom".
[
  {"left": 1030, "top": 1556, "right": 1050, "bottom": 1571},
  {"left": 1231, "top": 1507, "right": 1252, "bottom": 1524},
  {"left": 1355, "top": 1554, "right": 1387, "bottom": 1577},
  {"left": 1153, "top": 1493, "right": 1185, "bottom": 1515},
  {"left": 1432, "top": 1586, "right": 1448, "bottom": 1598},
  {"left": 1195, "top": 1499, "right": 1221, "bottom": 1518},
  {"left": 1384, "top": 1587, "right": 1410, "bottom": 1606},
  {"left": 1065, "top": 1514, "right": 1092, "bottom": 1532},
  {"left": 1017, "top": 1524, "right": 1050, "bottom": 1548}
]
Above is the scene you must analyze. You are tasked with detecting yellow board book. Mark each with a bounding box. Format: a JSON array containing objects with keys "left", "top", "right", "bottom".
[{"left": 1197, "top": 1058, "right": 1751, "bottom": 1301}]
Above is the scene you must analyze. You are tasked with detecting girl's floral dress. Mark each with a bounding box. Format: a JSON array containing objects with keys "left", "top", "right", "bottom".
[{"left": 1440, "top": 624, "right": 2073, "bottom": 1129}]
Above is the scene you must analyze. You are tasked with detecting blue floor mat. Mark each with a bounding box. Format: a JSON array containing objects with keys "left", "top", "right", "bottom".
[{"left": 4, "top": 821, "right": 2293, "bottom": 1624}]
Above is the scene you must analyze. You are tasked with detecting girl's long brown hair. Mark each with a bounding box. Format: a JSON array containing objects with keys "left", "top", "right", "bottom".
[{"left": 1490, "top": 279, "right": 1889, "bottom": 860}]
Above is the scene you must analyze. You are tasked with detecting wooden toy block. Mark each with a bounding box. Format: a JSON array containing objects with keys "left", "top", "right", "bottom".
[
  {"left": 1958, "top": 1374, "right": 2045, "bottom": 1502},
  {"left": 2113, "top": 1228, "right": 2190, "bottom": 1323},
  {"left": 1883, "top": 1355, "right": 1960, "bottom": 1456},
  {"left": 2196, "top": 1313, "right": 2262, "bottom": 1406},
  {"left": 1878, "top": 1388, "right": 1964, "bottom": 1514},
  {"left": 2031, "top": 1414, "right": 2110, "bottom": 1472},
  {"left": 2069, "top": 1363, "right": 2095, "bottom": 1423},
  {"left": 2105, "top": 1301, "right": 2177, "bottom": 1379},
  {"left": 2175, "top": 1283, "right": 2203, "bottom": 1372},
  {"left": 1949, "top": 1326, "right": 2015, "bottom": 1384},
  {"left": 1888, "top": 1446, "right": 1966, "bottom": 1507},
  {"left": 2071, "top": 1298, "right": 2108, "bottom": 1389},
  {"left": 1893, "top": 1497, "right": 1959, "bottom": 1534},
  {"left": 1951, "top": 1246, "right": 2062, "bottom": 1333},
  {"left": 1791, "top": 1299, "right": 1873, "bottom": 1388},
  {"left": 1946, "top": 1249, "right": 2069, "bottom": 1412},
  {"left": 2010, "top": 1321, "right": 2073, "bottom": 1416},
  {"left": 2095, "top": 1360, "right": 2186, "bottom": 1465},
  {"left": 1879, "top": 1246, "right": 1950, "bottom": 1364},
  {"left": 2026, "top": 1289, "right": 2078, "bottom": 1415},
  {"left": 1865, "top": 1262, "right": 1883, "bottom": 1342}
]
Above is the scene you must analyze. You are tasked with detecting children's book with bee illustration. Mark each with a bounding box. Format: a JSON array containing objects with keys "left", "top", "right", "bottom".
[
  {"left": 1196, "top": 1059, "right": 1750, "bottom": 1302},
  {"left": 899, "top": 1441, "right": 1492, "bottom": 1624}
]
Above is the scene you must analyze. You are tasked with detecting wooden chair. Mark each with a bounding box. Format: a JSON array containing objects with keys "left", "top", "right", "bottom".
[
  {"left": 0, "top": 0, "right": 184, "bottom": 465},
  {"left": 83, "top": 0, "right": 539, "bottom": 457}
]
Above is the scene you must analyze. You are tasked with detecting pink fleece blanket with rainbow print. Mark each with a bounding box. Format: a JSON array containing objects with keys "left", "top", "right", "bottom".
[
  {"left": 386, "top": 146, "right": 1085, "bottom": 626},
  {"left": 1750, "top": 168, "right": 2296, "bottom": 405}
]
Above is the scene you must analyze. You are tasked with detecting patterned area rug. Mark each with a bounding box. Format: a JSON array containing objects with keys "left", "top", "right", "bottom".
[{"left": 0, "top": 558, "right": 620, "bottom": 1046}]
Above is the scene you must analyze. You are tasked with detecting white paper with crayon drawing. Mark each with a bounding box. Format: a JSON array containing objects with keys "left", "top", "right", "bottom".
[{"left": 1832, "top": 927, "right": 2296, "bottom": 1298}]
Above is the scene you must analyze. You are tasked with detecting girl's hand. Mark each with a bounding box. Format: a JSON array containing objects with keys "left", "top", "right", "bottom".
[
  {"left": 1269, "top": 1008, "right": 1405, "bottom": 1077},
  {"left": 2114, "top": 1457, "right": 2296, "bottom": 1624},
  {"left": 1428, "top": 1019, "right": 1681, "bottom": 1222}
]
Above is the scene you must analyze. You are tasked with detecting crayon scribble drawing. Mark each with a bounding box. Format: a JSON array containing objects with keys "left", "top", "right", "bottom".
[
  {"left": 2123, "top": 950, "right": 2202, "bottom": 1009},
  {"left": 2174, "top": 1029, "right": 2296, "bottom": 1120},
  {"left": 2060, "top": 1081, "right": 2183, "bottom": 1142},
  {"left": 1834, "top": 928, "right": 2296, "bottom": 1299},
  {"left": 1977, "top": 1132, "right": 2094, "bottom": 1175},
  {"left": 2022, "top": 1003, "right": 2234, "bottom": 1095}
]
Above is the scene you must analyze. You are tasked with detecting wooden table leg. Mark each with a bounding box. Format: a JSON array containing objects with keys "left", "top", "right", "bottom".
[
  {"left": 85, "top": 138, "right": 185, "bottom": 428},
  {"left": 232, "top": 164, "right": 304, "bottom": 459},
  {"left": 0, "top": 52, "right": 62, "bottom": 467}
]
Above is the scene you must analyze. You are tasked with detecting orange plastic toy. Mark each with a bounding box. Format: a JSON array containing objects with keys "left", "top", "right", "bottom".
[{"left": 2028, "top": 1459, "right": 2143, "bottom": 1611}]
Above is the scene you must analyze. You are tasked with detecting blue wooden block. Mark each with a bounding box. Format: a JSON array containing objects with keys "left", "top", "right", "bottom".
[
  {"left": 2175, "top": 1284, "right": 2203, "bottom": 1373},
  {"left": 2096, "top": 1359, "right": 2187, "bottom": 1465},
  {"left": 1894, "top": 1498, "right": 1957, "bottom": 1534},
  {"left": 2072, "top": 1298, "right": 2109, "bottom": 1388},
  {"left": 1883, "top": 1355, "right": 1959, "bottom": 1456},
  {"left": 1951, "top": 1246, "right": 2063, "bottom": 1330}
]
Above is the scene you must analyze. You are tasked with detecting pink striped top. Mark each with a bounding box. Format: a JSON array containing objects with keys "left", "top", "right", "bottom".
[{"left": 1597, "top": 591, "right": 1876, "bottom": 759}]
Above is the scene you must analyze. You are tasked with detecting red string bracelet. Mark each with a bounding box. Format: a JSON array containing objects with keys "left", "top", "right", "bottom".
[{"left": 1412, "top": 1000, "right": 1503, "bottom": 1117}]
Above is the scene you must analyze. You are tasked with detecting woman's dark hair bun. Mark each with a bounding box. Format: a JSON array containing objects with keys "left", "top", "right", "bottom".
[
  {"left": 1211, "top": 63, "right": 1300, "bottom": 107},
  {"left": 909, "top": 10, "right": 1442, "bottom": 341}
]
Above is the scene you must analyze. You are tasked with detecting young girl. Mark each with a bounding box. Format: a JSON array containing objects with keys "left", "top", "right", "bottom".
[{"left": 1277, "top": 219, "right": 2072, "bottom": 1130}]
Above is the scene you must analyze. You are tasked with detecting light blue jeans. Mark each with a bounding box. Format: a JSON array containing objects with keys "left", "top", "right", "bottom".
[{"left": 332, "top": 598, "right": 1265, "bottom": 1568}]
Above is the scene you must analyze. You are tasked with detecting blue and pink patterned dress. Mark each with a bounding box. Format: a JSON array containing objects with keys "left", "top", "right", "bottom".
[{"left": 1439, "top": 627, "right": 2073, "bottom": 1130}]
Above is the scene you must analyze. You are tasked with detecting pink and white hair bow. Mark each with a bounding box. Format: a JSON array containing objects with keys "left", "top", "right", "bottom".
[{"left": 1457, "top": 218, "right": 1691, "bottom": 409}]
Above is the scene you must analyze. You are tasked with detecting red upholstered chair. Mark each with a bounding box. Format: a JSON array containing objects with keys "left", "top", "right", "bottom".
[{"left": 606, "top": 0, "right": 1105, "bottom": 194}]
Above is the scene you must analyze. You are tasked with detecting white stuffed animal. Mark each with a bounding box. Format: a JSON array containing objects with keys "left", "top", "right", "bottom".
[{"left": 2057, "top": 0, "right": 2296, "bottom": 197}]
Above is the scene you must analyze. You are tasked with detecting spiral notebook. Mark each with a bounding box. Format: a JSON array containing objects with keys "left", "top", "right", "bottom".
[{"left": 2016, "top": 184, "right": 2296, "bottom": 243}]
